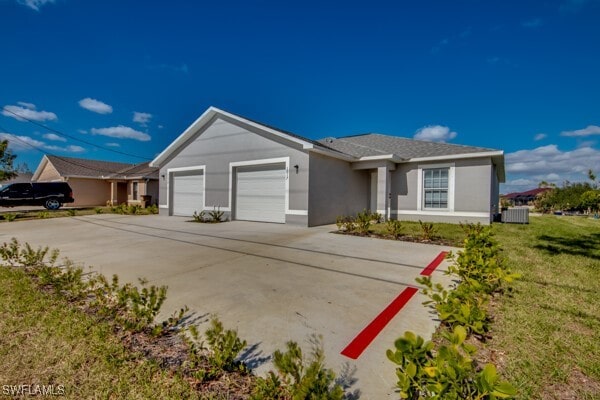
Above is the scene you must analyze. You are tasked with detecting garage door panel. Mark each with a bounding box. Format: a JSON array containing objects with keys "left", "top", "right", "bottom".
[
  {"left": 236, "top": 165, "right": 285, "bottom": 223},
  {"left": 172, "top": 173, "right": 204, "bottom": 217}
]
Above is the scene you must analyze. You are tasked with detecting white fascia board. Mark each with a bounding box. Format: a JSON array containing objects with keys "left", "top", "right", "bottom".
[
  {"left": 408, "top": 151, "right": 504, "bottom": 163},
  {"left": 357, "top": 154, "right": 404, "bottom": 162},
  {"left": 31, "top": 155, "right": 50, "bottom": 181},
  {"left": 214, "top": 108, "right": 313, "bottom": 149},
  {"left": 150, "top": 106, "right": 318, "bottom": 167},
  {"left": 150, "top": 107, "right": 217, "bottom": 167},
  {"left": 307, "top": 146, "right": 356, "bottom": 161}
]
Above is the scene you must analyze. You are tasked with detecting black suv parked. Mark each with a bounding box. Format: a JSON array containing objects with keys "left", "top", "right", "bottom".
[{"left": 0, "top": 182, "right": 75, "bottom": 210}]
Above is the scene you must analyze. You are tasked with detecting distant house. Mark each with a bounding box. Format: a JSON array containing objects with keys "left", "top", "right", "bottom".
[
  {"left": 502, "top": 187, "right": 552, "bottom": 206},
  {"left": 150, "top": 106, "right": 505, "bottom": 225},
  {"left": 0, "top": 172, "right": 33, "bottom": 188},
  {"left": 31, "top": 155, "right": 158, "bottom": 207}
]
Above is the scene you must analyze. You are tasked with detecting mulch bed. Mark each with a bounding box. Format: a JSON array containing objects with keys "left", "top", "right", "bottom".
[
  {"left": 115, "top": 326, "right": 256, "bottom": 399},
  {"left": 333, "top": 230, "right": 458, "bottom": 247}
]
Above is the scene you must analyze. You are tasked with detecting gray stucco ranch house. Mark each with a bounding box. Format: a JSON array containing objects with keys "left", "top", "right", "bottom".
[{"left": 150, "top": 107, "right": 505, "bottom": 226}]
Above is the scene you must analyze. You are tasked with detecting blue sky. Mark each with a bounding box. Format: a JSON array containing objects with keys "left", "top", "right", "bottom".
[{"left": 1, "top": 0, "right": 599, "bottom": 193}]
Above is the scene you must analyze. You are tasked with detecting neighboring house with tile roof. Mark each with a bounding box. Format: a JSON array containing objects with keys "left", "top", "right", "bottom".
[
  {"left": 32, "top": 155, "right": 158, "bottom": 207},
  {"left": 150, "top": 106, "right": 505, "bottom": 225},
  {"left": 501, "top": 187, "right": 552, "bottom": 206}
]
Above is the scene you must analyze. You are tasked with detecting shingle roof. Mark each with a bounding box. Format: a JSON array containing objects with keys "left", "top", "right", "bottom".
[
  {"left": 316, "top": 133, "right": 498, "bottom": 159},
  {"left": 46, "top": 155, "right": 135, "bottom": 178},
  {"left": 113, "top": 162, "right": 159, "bottom": 179},
  {"left": 45, "top": 156, "right": 158, "bottom": 179}
]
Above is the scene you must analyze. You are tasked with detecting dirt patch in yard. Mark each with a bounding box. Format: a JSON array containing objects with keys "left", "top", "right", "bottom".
[{"left": 116, "top": 327, "right": 255, "bottom": 399}]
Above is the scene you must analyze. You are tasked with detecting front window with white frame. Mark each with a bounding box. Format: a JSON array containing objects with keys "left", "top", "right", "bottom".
[{"left": 423, "top": 167, "right": 449, "bottom": 209}]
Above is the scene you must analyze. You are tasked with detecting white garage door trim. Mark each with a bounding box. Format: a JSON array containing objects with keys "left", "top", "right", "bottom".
[
  {"left": 235, "top": 163, "right": 287, "bottom": 223},
  {"left": 228, "top": 157, "right": 307, "bottom": 221},
  {"left": 167, "top": 165, "right": 205, "bottom": 216}
]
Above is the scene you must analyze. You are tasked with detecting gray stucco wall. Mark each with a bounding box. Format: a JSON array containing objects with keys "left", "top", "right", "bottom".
[
  {"left": 454, "top": 158, "right": 492, "bottom": 212},
  {"left": 158, "top": 116, "right": 309, "bottom": 218},
  {"left": 308, "top": 152, "right": 369, "bottom": 226},
  {"left": 391, "top": 157, "right": 494, "bottom": 224}
]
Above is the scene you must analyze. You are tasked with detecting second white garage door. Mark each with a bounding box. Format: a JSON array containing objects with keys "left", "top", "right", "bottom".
[
  {"left": 172, "top": 172, "right": 204, "bottom": 217},
  {"left": 235, "top": 164, "right": 286, "bottom": 223}
]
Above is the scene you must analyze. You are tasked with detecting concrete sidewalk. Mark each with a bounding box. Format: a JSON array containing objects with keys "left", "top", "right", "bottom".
[{"left": 0, "top": 214, "right": 456, "bottom": 399}]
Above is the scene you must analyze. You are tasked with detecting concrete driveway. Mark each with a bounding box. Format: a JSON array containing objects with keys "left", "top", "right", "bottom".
[{"left": 0, "top": 214, "right": 455, "bottom": 399}]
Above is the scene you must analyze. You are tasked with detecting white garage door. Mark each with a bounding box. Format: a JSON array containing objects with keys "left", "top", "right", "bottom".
[
  {"left": 235, "top": 164, "right": 286, "bottom": 223},
  {"left": 172, "top": 172, "right": 204, "bottom": 216}
]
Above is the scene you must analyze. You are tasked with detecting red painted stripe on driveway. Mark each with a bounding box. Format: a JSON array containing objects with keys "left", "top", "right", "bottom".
[
  {"left": 340, "top": 286, "right": 419, "bottom": 360},
  {"left": 420, "top": 251, "right": 448, "bottom": 276}
]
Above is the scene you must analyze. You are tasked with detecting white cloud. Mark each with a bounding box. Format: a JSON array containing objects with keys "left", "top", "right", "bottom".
[
  {"left": 78, "top": 129, "right": 88, "bottom": 134},
  {"left": 78, "top": 98, "right": 113, "bottom": 114},
  {"left": 133, "top": 112, "right": 152, "bottom": 126},
  {"left": 17, "top": 0, "right": 55, "bottom": 11},
  {"left": 534, "top": 133, "right": 547, "bottom": 141},
  {"left": 414, "top": 125, "right": 457, "bottom": 142},
  {"left": 44, "top": 144, "right": 85, "bottom": 153},
  {"left": 0, "top": 133, "right": 45, "bottom": 150},
  {"left": 560, "top": 125, "right": 600, "bottom": 137},
  {"left": 0, "top": 132, "right": 85, "bottom": 153},
  {"left": 158, "top": 125, "right": 164, "bottom": 129},
  {"left": 105, "top": 142, "right": 120, "bottom": 147},
  {"left": 2, "top": 104, "right": 57, "bottom": 122},
  {"left": 502, "top": 144, "right": 600, "bottom": 192},
  {"left": 505, "top": 178, "right": 536, "bottom": 188},
  {"left": 91, "top": 125, "right": 151, "bottom": 141},
  {"left": 17, "top": 101, "right": 35, "bottom": 109},
  {"left": 43, "top": 133, "right": 67, "bottom": 142},
  {"left": 522, "top": 18, "right": 543, "bottom": 28}
]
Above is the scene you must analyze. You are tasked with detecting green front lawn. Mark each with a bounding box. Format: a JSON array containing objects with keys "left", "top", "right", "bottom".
[
  {"left": 491, "top": 216, "right": 600, "bottom": 399},
  {"left": 0, "top": 266, "right": 201, "bottom": 399}
]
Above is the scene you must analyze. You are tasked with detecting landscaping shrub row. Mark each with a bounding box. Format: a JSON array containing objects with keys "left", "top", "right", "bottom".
[
  {"left": 0, "top": 238, "right": 347, "bottom": 399},
  {"left": 387, "top": 224, "right": 520, "bottom": 399},
  {"left": 0, "top": 204, "right": 159, "bottom": 222},
  {"left": 335, "top": 210, "right": 450, "bottom": 244}
]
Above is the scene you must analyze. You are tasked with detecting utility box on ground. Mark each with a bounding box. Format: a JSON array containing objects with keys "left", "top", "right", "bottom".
[{"left": 501, "top": 207, "right": 529, "bottom": 224}]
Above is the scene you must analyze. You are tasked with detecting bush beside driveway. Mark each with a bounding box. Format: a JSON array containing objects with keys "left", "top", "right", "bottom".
[{"left": 0, "top": 214, "right": 455, "bottom": 399}]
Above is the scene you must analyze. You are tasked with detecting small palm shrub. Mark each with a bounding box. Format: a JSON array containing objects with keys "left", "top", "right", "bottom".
[
  {"left": 192, "top": 210, "right": 206, "bottom": 222},
  {"left": 386, "top": 219, "right": 403, "bottom": 238},
  {"left": 418, "top": 220, "right": 437, "bottom": 240},
  {"left": 208, "top": 206, "right": 225, "bottom": 222}
]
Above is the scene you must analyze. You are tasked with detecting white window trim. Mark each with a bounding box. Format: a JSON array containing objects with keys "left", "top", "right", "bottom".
[
  {"left": 132, "top": 181, "right": 139, "bottom": 201},
  {"left": 165, "top": 165, "right": 206, "bottom": 213},
  {"left": 393, "top": 210, "right": 489, "bottom": 218},
  {"left": 228, "top": 157, "right": 308, "bottom": 216},
  {"left": 417, "top": 162, "right": 455, "bottom": 212}
]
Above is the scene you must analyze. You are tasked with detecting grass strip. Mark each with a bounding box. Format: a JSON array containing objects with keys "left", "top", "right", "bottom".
[
  {"left": 0, "top": 265, "right": 201, "bottom": 399},
  {"left": 491, "top": 216, "right": 600, "bottom": 399}
]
